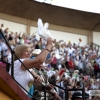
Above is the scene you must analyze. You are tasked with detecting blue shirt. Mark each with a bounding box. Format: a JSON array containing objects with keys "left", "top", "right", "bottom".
[{"left": 28, "top": 85, "right": 34, "bottom": 98}]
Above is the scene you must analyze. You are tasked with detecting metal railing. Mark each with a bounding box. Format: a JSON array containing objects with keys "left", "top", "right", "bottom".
[
  {"left": 0, "top": 29, "right": 85, "bottom": 100},
  {"left": 0, "top": 29, "right": 38, "bottom": 100},
  {"left": 91, "top": 42, "right": 100, "bottom": 51},
  {"left": 50, "top": 82, "right": 85, "bottom": 100}
]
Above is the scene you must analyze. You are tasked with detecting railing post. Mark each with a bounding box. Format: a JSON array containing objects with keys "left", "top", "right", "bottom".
[
  {"left": 11, "top": 52, "right": 14, "bottom": 79},
  {"left": 1, "top": 51, "right": 3, "bottom": 61},
  {"left": 6, "top": 61, "right": 10, "bottom": 72},
  {"left": 82, "top": 83, "right": 85, "bottom": 100},
  {"left": 0, "top": 29, "right": 14, "bottom": 79},
  {"left": 44, "top": 86, "right": 46, "bottom": 100},
  {"left": 65, "top": 88, "right": 67, "bottom": 100}
]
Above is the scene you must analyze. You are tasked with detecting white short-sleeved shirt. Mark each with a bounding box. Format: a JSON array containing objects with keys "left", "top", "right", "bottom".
[
  {"left": 0, "top": 42, "right": 8, "bottom": 56},
  {"left": 78, "top": 61, "right": 83, "bottom": 69},
  {"left": 9, "top": 59, "right": 34, "bottom": 93},
  {"left": 0, "top": 42, "right": 8, "bottom": 50},
  {"left": 68, "top": 48, "right": 75, "bottom": 55},
  {"left": 47, "top": 70, "right": 55, "bottom": 78}
]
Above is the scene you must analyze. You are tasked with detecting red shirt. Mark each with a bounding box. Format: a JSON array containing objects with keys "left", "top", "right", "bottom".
[
  {"left": 52, "top": 57, "right": 57, "bottom": 64},
  {"left": 94, "top": 65, "right": 99, "bottom": 70},
  {"left": 59, "top": 69, "right": 65, "bottom": 76},
  {"left": 68, "top": 61, "right": 74, "bottom": 69}
]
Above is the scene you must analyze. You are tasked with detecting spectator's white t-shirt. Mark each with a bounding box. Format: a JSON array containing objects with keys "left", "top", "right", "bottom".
[
  {"left": 91, "top": 84, "right": 99, "bottom": 90},
  {"left": 78, "top": 61, "right": 83, "bottom": 69},
  {"left": 7, "top": 52, "right": 11, "bottom": 64},
  {"left": 16, "top": 38, "right": 20, "bottom": 43},
  {"left": 98, "top": 51, "right": 100, "bottom": 56},
  {"left": 64, "top": 72, "right": 70, "bottom": 79},
  {"left": 81, "top": 54, "right": 86, "bottom": 61},
  {"left": 85, "top": 47, "right": 89, "bottom": 52},
  {"left": 0, "top": 42, "right": 8, "bottom": 56},
  {"left": 47, "top": 70, "right": 55, "bottom": 78},
  {"left": 68, "top": 48, "right": 75, "bottom": 54},
  {"left": 64, "top": 47, "right": 69, "bottom": 52},
  {"left": 59, "top": 48, "right": 64, "bottom": 54},
  {"left": 66, "top": 55, "right": 70, "bottom": 62},
  {"left": 74, "top": 60, "right": 79, "bottom": 66},
  {"left": 9, "top": 59, "right": 34, "bottom": 93},
  {"left": 57, "top": 81, "right": 65, "bottom": 92}
]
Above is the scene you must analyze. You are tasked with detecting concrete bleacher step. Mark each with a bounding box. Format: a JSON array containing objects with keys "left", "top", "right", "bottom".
[{"left": 0, "top": 65, "right": 32, "bottom": 100}]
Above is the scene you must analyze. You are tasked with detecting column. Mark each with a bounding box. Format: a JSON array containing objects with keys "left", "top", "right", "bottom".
[
  {"left": 26, "top": 19, "right": 31, "bottom": 35},
  {"left": 87, "top": 31, "right": 93, "bottom": 45}
]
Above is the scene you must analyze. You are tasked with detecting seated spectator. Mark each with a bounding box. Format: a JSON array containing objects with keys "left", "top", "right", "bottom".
[
  {"left": 72, "top": 70, "right": 79, "bottom": 81},
  {"left": 51, "top": 53, "right": 57, "bottom": 70},
  {"left": 93, "top": 61, "right": 99, "bottom": 78},
  {"left": 28, "top": 49, "right": 62, "bottom": 100},
  {"left": 33, "top": 64, "right": 62, "bottom": 100},
  {"left": 68, "top": 58, "right": 74, "bottom": 73},
  {"left": 74, "top": 58, "right": 79, "bottom": 70}
]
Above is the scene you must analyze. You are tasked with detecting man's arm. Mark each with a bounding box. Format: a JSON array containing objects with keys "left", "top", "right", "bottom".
[{"left": 33, "top": 83, "right": 62, "bottom": 100}]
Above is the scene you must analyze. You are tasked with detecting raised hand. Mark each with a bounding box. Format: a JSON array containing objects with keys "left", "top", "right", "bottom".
[{"left": 34, "top": 75, "right": 42, "bottom": 84}]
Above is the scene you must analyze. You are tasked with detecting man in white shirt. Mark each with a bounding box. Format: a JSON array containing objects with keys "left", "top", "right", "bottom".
[
  {"left": 0, "top": 38, "right": 9, "bottom": 60},
  {"left": 78, "top": 60, "right": 83, "bottom": 73},
  {"left": 68, "top": 46, "right": 75, "bottom": 56}
]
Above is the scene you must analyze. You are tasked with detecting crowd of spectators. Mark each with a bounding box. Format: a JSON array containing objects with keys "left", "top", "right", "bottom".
[{"left": 0, "top": 24, "right": 100, "bottom": 100}]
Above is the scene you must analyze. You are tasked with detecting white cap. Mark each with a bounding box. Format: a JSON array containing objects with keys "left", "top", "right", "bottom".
[{"left": 32, "top": 49, "right": 41, "bottom": 55}]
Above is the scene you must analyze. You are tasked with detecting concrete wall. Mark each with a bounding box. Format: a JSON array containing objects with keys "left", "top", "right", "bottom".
[
  {"left": 93, "top": 31, "right": 100, "bottom": 45},
  {"left": 30, "top": 26, "right": 87, "bottom": 46},
  {"left": 0, "top": 19, "right": 27, "bottom": 33},
  {"left": 0, "top": 12, "right": 90, "bottom": 46}
]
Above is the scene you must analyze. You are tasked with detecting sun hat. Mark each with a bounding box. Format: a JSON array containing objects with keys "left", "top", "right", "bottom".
[
  {"left": 74, "top": 70, "right": 79, "bottom": 73},
  {"left": 32, "top": 49, "right": 41, "bottom": 55}
]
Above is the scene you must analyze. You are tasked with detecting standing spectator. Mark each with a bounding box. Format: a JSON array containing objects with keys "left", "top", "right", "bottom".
[
  {"left": 65, "top": 51, "right": 70, "bottom": 69},
  {"left": 38, "top": 38, "right": 43, "bottom": 50},
  {"left": 78, "top": 60, "right": 83, "bottom": 74},
  {"left": 93, "top": 61, "right": 99, "bottom": 78},
  {"left": 74, "top": 58, "right": 79, "bottom": 70},
  {"left": 51, "top": 53, "right": 57, "bottom": 70},
  {"left": 68, "top": 46, "right": 75, "bottom": 56},
  {"left": 68, "top": 58, "right": 74, "bottom": 73}
]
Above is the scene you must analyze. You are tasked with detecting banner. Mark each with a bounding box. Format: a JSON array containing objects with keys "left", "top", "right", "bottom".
[{"left": 89, "top": 90, "right": 100, "bottom": 96}]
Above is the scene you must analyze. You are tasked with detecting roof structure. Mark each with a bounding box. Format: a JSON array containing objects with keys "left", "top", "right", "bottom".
[{"left": 0, "top": 0, "right": 100, "bottom": 31}]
